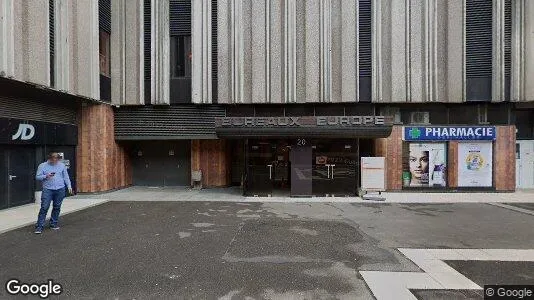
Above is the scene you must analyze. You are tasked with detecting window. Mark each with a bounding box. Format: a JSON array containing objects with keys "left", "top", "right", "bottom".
[
  {"left": 170, "top": 36, "right": 192, "bottom": 78},
  {"left": 99, "top": 31, "right": 110, "bottom": 77},
  {"left": 402, "top": 142, "right": 447, "bottom": 188}
]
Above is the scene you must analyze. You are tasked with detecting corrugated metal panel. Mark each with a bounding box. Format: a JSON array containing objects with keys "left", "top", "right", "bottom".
[
  {"left": 0, "top": 96, "right": 77, "bottom": 125},
  {"left": 212, "top": 0, "right": 218, "bottom": 103},
  {"left": 466, "top": 0, "right": 492, "bottom": 78},
  {"left": 170, "top": 0, "right": 191, "bottom": 36},
  {"left": 99, "top": 0, "right": 111, "bottom": 33},
  {"left": 114, "top": 105, "right": 226, "bottom": 139},
  {"left": 49, "top": 0, "right": 54, "bottom": 87}
]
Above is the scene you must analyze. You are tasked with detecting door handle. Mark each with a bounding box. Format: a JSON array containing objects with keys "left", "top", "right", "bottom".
[
  {"left": 330, "top": 165, "right": 335, "bottom": 179},
  {"left": 267, "top": 164, "right": 273, "bottom": 180},
  {"left": 9, "top": 175, "right": 17, "bottom": 180},
  {"left": 325, "top": 164, "right": 331, "bottom": 179}
]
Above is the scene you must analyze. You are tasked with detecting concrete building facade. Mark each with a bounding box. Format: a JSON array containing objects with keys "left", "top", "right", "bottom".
[{"left": 2, "top": 1, "right": 534, "bottom": 206}]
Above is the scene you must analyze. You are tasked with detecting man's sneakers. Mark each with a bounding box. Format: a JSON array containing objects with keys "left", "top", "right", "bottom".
[{"left": 34, "top": 226, "right": 60, "bottom": 234}]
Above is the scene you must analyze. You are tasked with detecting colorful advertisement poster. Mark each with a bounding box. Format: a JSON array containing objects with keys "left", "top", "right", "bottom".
[
  {"left": 404, "top": 143, "right": 447, "bottom": 187},
  {"left": 458, "top": 142, "right": 493, "bottom": 187}
]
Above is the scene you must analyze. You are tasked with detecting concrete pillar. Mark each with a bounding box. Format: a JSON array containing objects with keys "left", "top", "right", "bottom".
[
  {"left": 192, "top": 0, "right": 212, "bottom": 104},
  {"left": 151, "top": 0, "right": 170, "bottom": 105}
]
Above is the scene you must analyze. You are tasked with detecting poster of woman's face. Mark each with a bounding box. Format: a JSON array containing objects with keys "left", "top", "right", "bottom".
[
  {"left": 409, "top": 150, "right": 429, "bottom": 186},
  {"left": 405, "top": 143, "right": 447, "bottom": 187}
]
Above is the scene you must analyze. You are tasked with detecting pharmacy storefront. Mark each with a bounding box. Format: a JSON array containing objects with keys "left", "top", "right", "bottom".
[{"left": 402, "top": 126, "right": 497, "bottom": 190}]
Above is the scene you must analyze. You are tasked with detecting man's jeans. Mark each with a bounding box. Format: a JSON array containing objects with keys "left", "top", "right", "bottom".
[{"left": 35, "top": 187, "right": 66, "bottom": 230}]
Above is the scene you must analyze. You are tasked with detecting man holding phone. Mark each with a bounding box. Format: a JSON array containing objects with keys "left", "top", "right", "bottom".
[{"left": 34, "top": 152, "right": 73, "bottom": 234}]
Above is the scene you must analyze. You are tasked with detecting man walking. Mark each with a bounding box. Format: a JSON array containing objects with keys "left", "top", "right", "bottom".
[{"left": 34, "top": 152, "right": 73, "bottom": 234}]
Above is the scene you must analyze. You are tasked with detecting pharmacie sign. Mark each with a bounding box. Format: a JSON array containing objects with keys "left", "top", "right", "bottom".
[
  {"left": 216, "top": 116, "right": 390, "bottom": 127},
  {"left": 403, "top": 126, "right": 496, "bottom": 141}
]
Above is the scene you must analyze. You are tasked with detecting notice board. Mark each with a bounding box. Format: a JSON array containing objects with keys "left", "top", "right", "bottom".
[{"left": 361, "top": 157, "right": 386, "bottom": 192}]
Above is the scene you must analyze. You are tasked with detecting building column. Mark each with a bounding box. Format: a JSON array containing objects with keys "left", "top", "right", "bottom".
[
  {"left": 54, "top": 0, "right": 70, "bottom": 91},
  {"left": 374, "top": 126, "right": 403, "bottom": 190},
  {"left": 192, "top": 0, "right": 212, "bottom": 104},
  {"left": 77, "top": 104, "right": 132, "bottom": 193},
  {"left": 151, "top": 0, "right": 170, "bottom": 104},
  {"left": 494, "top": 126, "right": 516, "bottom": 191},
  {"left": 0, "top": 0, "right": 15, "bottom": 78}
]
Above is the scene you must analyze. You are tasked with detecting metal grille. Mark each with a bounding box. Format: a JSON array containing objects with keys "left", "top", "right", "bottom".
[
  {"left": 358, "top": 0, "right": 372, "bottom": 77},
  {"left": 98, "top": 0, "right": 111, "bottom": 33},
  {"left": 49, "top": 0, "right": 55, "bottom": 87},
  {"left": 212, "top": 0, "right": 218, "bottom": 102},
  {"left": 0, "top": 96, "right": 77, "bottom": 125},
  {"left": 114, "top": 105, "right": 226, "bottom": 139},
  {"left": 466, "top": 0, "right": 492, "bottom": 78},
  {"left": 504, "top": 0, "right": 511, "bottom": 78},
  {"left": 144, "top": 0, "right": 151, "bottom": 103},
  {"left": 169, "top": 0, "right": 191, "bottom": 36}
]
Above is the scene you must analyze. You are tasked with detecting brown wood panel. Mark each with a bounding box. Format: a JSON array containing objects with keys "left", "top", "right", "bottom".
[
  {"left": 191, "top": 139, "right": 231, "bottom": 187},
  {"left": 374, "top": 126, "right": 402, "bottom": 190},
  {"left": 494, "top": 126, "right": 516, "bottom": 191},
  {"left": 77, "top": 105, "right": 132, "bottom": 193},
  {"left": 448, "top": 141, "right": 458, "bottom": 188}
]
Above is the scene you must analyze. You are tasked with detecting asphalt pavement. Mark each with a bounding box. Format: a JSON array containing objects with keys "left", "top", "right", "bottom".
[{"left": 1, "top": 201, "right": 533, "bottom": 299}]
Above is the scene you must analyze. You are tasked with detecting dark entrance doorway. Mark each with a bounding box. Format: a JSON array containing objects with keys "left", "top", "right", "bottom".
[
  {"left": 244, "top": 139, "right": 359, "bottom": 197},
  {"left": 129, "top": 141, "right": 191, "bottom": 186},
  {"left": 0, "top": 146, "right": 35, "bottom": 209}
]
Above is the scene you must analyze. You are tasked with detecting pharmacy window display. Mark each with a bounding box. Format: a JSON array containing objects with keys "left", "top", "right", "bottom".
[{"left": 402, "top": 143, "right": 447, "bottom": 188}]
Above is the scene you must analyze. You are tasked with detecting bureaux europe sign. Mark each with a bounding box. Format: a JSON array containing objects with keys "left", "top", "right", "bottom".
[
  {"left": 403, "top": 126, "right": 497, "bottom": 141},
  {"left": 216, "top": 116, "right": 391, "bottom": 127}
]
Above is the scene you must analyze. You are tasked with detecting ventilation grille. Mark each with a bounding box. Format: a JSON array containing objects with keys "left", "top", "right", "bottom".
[
  {"left": 114, "top": 105, "right": 226, "bottom": 139},
  {"left": 466, "top": 0, "right": 492, "bottom": 78},
  {"left": 0, "top": 96, "right": 77, "bottom": 125},
  {"left": 98, "top": 0, "right": 111, "bottom": 33},
  {"left": 358, "top": 0, "right": 372, "bottom": 77},
  {"left": 49, "top": 0, "right": 54, "bottom": 87},
  {"left": 504, "top": 0, "right": 511, "bottom": 78},
  {"left": 170, "top": 0, "right": 191, "bottom": 36},
  {"left": 212, "top": 0, "right": 218, "bottom": 102},
  {"left": 144, "top": 0, "right": 151, "bottom": 82}
]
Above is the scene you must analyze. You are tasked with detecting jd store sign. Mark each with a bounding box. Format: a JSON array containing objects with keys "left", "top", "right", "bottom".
[
  {"left": 403, "top": 126, "right": 497, "bottom": 141},
  {"left": 0, "top": 118, "right": 78, "bottom": 145}
]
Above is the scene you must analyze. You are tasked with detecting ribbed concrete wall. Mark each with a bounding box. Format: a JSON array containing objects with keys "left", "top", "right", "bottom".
[{"left": 190, "top": 0, "right": 534, "bottom": 104}]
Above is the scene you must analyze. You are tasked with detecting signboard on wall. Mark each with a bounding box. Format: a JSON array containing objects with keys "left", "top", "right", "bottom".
[
  {"left": 403, "top": 126, "right": 496, "bottom": 141},
  {"left": 361, "top": 157, "right": 385, "bottom": 191},
  {"left": 403, "top": 143, "right": 447, "bottom": 188},
  {"left": 0, "top": 118, "right": 77, "bottom": 145},
  {"left": 458, "top": 142, "right": 493, "bottom": 187}
]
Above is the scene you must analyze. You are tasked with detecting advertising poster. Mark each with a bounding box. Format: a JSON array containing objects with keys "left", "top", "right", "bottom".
[
  {"left": 404, "top": 143, "right": 447, "bottom": 188},
  {"left": 458, "top": 142, "right": 493, "bottom": 187}
]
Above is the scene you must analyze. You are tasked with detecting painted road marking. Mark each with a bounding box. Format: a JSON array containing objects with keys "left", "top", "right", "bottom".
[{"left": 360, "top": 248, "right": 534, "bottom": 300}]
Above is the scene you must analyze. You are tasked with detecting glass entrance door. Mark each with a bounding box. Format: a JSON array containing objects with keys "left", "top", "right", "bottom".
[
  {"left": 312, "top": 140, "right": 358, "bottom": 196},
  {"left": 245, "top": 140, "right": 275, "bottom": 196}
]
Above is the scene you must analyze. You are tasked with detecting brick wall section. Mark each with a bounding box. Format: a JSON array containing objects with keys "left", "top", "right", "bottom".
[
  {"left": 494, "top": 126, "right": 516, "bottom": 191},
  {"left": 448, "top": 141, "right": 458, "bottom": 188},
  {"left": 375, "top": 126, "right": 403, "bottom": 190},
  {"left": 191, "top": 140, "right": 231, "bottom": 187},
  {"left": 77, "top": 104, "right": 132, "bottom": 193}
]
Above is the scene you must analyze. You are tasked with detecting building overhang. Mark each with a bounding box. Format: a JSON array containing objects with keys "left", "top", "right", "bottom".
[{"left": 215, "top": 116, "right": 394, "bottom": 139}]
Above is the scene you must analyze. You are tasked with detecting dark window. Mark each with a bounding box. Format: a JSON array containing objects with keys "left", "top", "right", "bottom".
[
  {"left": 170, "top": 36, "right": 192, "bottom": 78},
  {"left": 466, "top": 0, "right": 493, "bottom": 101},
  {"left": 98, "top": 0, "right": 111, "bottom": 33},
  {"left": 487, "top": 104, "right": 510, "bottom": 125},
  {"left": 448, "top": 105, "right": 479, "bottom": 124},
  {"left": 515, "top": 110, "right": 534, "bottom": 139},
  {"left": 358, "top": 0, "right": 372, "bottom": 102},
  {"left": 99, "top": 31, "right": 111, "bottom": 77}
]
